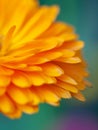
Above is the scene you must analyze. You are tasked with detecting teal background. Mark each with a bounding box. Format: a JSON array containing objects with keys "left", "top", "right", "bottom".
[{"left": 0, "top": 0, "right": 98, "bottom": 130}]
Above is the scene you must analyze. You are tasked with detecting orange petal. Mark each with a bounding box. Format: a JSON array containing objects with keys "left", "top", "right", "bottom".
[
  {"left": 62, "top": 41, "right": 84, "bottom": 50},
  {"left": 0, "top": 87, "right": 6, "bottom": 96},
  {"left": 42, "top": 86, "right": 60, "bottom": 103},
  {"left": 1, "top": 26, "right": 16, "bottom": 56},
  {"left": 38, "top": 22, "right": 74, "bottom": 38},
  {"left": 2, "top": 0, "right": 35, "bottom": 34},
  {"left": 29, "top": 90, "right": 40, "bottom": 105},
  {"left": 12, "top": 71, "right": 32, "bottom": 88},
  {"left": 6, "top": 109, "right": 22, "bottom": 119},
  {"left": 18, "top": 105, "right": 38, "bottom": 114},
  {"left": 7, "top": 85, "right": 31, "bottom": 105},
  {"left": 13, "top": 6, "right": 59, "bottom": 43},
  {"left": 72, "top": 92, "right": 86, "bottom": 101},
  {"left": 41, "top": 63, "right": 64, "bottom": 77},
  {"left": 0, "top": 66, "right": 14, "bottom": 75},
  {"left": 49, "top": 85, "right": 72, "bottom": 99},
  {"left": 28, "top": 73, "right": 45, "bottom": 86},
  {"left": 0, "top": 75, "right": 10, "bottom": 87},
  {"left": 57, "top": 81, "right": 78, "bottom": 93},
  {"left": 21, "top": 51, "right": 62, "bottom": 65},
  {"left": 0, "top": 95, "right": 15, "bottom": 114},
  {"left": 56, "top": 57, "right": 81, "bottom": 64},
  {"left": 58, "top": 75, "right": 78, "bottom": 85}
]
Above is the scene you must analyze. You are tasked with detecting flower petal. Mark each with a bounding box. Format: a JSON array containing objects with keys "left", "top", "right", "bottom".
[
  {"left": 72, "top": 92, "right": 86, "bottom": 101},
  {"left": 58, "top": 75, "right": 78, "bottom": 85},
  {"left": 0, "top": 75, "right": 10, "bottom": 87},
  {"left": 12, "top": 71, "right": 32, "bottom": 88},
  {"left": 13, "top": 6, "right": 59, "bottom": 43},
  {"left": 18, "top": 105, "right": 38, "bottom": 114},
  {"left": 41, "top": 63, "right": 64, "bottom": 77},
  {"left": 0, "top": 95, "right": 15, "bottom": 114},
  {"left": 7, "top": 85, "right": 31, "bottom": 105},
  {"left": 41, "top": 86, "right": 60, "bottom": 103},
  {"left": 57, "top": 81, "right": 78, "bottom": 93}
]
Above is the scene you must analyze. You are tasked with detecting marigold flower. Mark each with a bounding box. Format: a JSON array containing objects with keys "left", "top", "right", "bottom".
[{"left": 0, "top": 0, "right": 89, "bottom": 119}]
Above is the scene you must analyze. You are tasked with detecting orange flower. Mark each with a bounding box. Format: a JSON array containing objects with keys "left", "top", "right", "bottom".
[{"left": 0, "top": 0, "right": 89, "bottom": 119}]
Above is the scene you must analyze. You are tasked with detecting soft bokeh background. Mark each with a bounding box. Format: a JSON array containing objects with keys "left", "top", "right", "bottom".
[{"left": 0, "top": 0, "right": 97, "bottom": 130}]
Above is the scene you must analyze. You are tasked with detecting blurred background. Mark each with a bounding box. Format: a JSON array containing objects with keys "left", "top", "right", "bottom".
[{"left": 0, "top": 0, "right": 97, "bottom": 130}]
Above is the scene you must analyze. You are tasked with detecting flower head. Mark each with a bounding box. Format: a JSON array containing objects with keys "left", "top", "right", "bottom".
[{"left": 0, "top": 0, "right": 89, "bottom": 119}]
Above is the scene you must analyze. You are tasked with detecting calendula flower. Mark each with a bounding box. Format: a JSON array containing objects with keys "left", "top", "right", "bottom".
[{"left": 0, "top": 0, "right": 89, "bottom": 119}]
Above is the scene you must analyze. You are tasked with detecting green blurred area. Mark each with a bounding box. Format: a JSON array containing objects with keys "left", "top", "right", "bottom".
[{"left": 0, "top": 0, "right": 98, "bottom": 130}]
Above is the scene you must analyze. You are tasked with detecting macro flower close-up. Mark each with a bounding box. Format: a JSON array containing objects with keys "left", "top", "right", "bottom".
[{"left": 0, "top": 0, "right": 89, "bottom": 119}]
